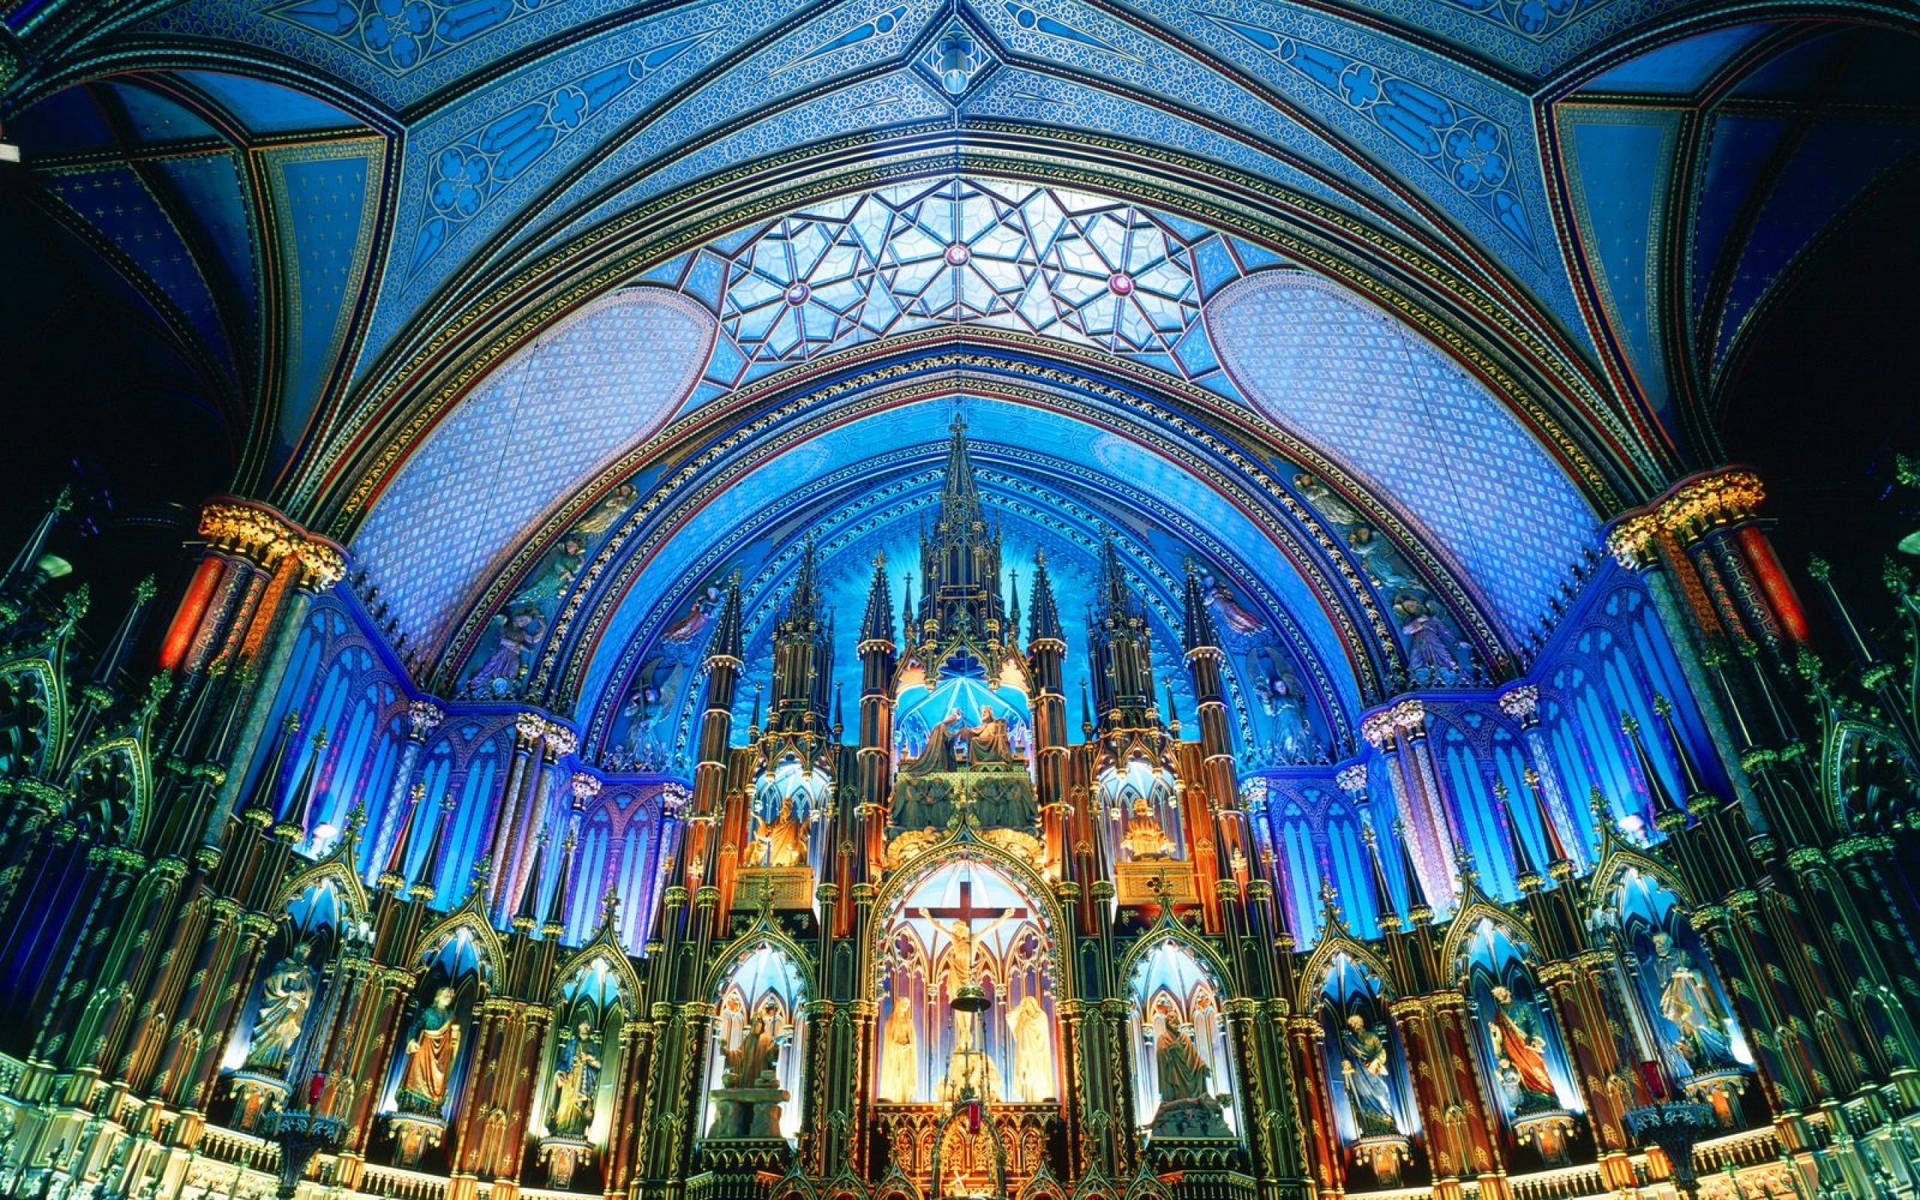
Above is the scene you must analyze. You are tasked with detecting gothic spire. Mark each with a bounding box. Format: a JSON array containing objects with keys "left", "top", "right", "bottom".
[
  {"left": 785, "top": 536, "right": 822, "bottom": 621},
  {"left": 276, "top": 729, "right": 327, "bottom": 841},
  {"left": 861, "top": 552, "right": 895, "bottom": 646},
  {"left": 938, "top": 409, "right": 984, "bottom": 530},
  {"left": 543, "top": 831, "right": 577, "bottom": 936},
  {"left": 1028, "top": 551, "right": 1062, "bottom": 644},
  {"left": 1392, "top": 821, "right": 1432, "bottom": 920},
  {"left": 1181, "top": 561, "right": 1218, "bottom": 654},
  {"left": 513, "top": 832, "right": 549, "bottom": 931},
  {"left": 712, "top": 575, "right": 744, "bottom": 662}
]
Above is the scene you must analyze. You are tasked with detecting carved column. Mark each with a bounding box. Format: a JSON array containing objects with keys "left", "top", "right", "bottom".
[
  {"left": 1362, "top": 709, "right": 1454, "bottom": 913},
  {"left": 376, "top": 701, "right": 443, "bottom": 869},
  {"left": 185, "top": 500, "right": 347, "bottom": 840},
  {"left": 1286, "top": 1012, "right": 1343, "bottom": 1199}
]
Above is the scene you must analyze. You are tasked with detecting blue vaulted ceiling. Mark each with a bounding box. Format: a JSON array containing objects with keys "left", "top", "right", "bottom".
[{"left": 4, "top": 0, "right": 1914, "bottom": 754}]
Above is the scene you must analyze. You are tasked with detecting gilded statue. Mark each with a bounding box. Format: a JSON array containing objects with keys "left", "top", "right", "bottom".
[
  {"left": 1006, "top": 994, "right": 1053, "bottom": 1102},
  {"left": 878, "top": 996, "right": 918, "bottom": 1102},
  {"left": 396, "top": 987, "right": 462, "bottom": 1115},
  {"left": 747, "top": 792, "right": 809, "bottom": 868},
  {"left": 1120, "top": 796, "right": 1176, "bottom": 861},
  {"left": 919, "top": 906, "right": 1019, "bottom": 1022},
  {"left": 548, "top": 1020, "right": 602, "bottom": 1137}
]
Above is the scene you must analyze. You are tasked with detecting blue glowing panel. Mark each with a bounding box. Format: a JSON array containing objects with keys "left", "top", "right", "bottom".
[
  {"left": 353, "top": 288, "right": 715, "bottom": 655},
  {"left": 261, "top": 138, "right": 386, "bottom": 460},
  {"left": 1557, "top": 106, "right": 1682, "bottom": 420},
  {"left": 577, "top": 399, "right": 1361, "bottom": 745},
  {"left": 175, "top": 70, "right": 359, "bottom": 134},
  {"left": 1582, "top": 25, "right": 1772, "bottom": 94},
  {"left": 1207, "top": 270, "right": 1597, "bottom": 636}
]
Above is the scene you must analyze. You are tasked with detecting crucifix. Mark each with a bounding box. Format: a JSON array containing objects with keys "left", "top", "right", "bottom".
[
  {"left": 917, "top": 877, "right": 1029, "bottom": 1043},
  {"left": 918, "top": 875, "right": 1031, "bottom": 1074}
]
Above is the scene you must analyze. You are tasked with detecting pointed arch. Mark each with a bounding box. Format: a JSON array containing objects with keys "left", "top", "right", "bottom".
[{"left": 1295, "top": 932, "right": 1397, "bottom": 1015}]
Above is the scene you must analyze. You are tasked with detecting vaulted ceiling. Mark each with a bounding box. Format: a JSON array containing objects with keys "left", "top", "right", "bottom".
[{"left": 4, "top": 0, "right": 1914, "bottom": 760}]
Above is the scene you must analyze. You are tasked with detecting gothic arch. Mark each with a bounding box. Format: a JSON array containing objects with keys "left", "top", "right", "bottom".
[{"left": 863, "top": 839, "right": 1069, "bottom": 999}]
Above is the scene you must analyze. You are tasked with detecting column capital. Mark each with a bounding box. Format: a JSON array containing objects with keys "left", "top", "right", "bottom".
[
  {"left": 406, "top": 699, "right": 445, "bottom": 737},
  {"left": 1496, "top": 683, "right": 1539, "bottom": 725},
  {"left": 570, "top": 772, "right": 602, "bottom": 805},
  {"left": 514, "top": 711, "right": 549, "bottom": 744},
  {"left": 1360, "top": 711, "right": 1398, "bottom": 750},
  {"left": 1657, "top": 467, "right": 1764, "bottom": 542},
  {"left": 1335, "top": 763, "right": 1369, "bottom": 797},
  {"left": 196, "top": 497, "right": 346, "bottom": 585},
  {"left": 1604, "top": 512, "right": 1662, "bottom": 569}
]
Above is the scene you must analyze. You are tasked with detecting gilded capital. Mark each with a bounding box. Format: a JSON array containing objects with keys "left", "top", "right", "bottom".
[
  {"left": 1658, "top": 468, "right": 1764, "bottom": 541},
  {"left": 1359, "top": 711, "right": 1398, "bottom": 749},
  {"left": 1604, "top": 512, "right": 1661, "bottom": 570},
  {"left": 1335, "top": 763, "right": 1370, "bottom": 795}
]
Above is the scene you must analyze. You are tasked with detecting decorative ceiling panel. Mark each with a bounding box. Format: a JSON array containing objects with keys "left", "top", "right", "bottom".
[
  {"left": 1207, "top": 269, "right": 1596, "bottom": 637},
  {"left": 351, "top": 287, "right": 715, "bottom": 655}
]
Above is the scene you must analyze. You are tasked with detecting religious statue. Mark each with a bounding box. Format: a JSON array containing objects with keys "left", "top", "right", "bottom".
[
  {"left": 722, "top": 1011, "right": 782, "bottom": 1089},
  {"left": 1487, "top": 985, "right": 1557, "bottom": 1112},
  {"left": 962, "top": 705, "right": 1018, "bottom": 765},
  {"left": 1394, "top": 594, "right": 1461, "bottom": 681},
  {"left": 707, "top": 1007, "right": 791, "bottom": 1140},
  {"left": 879, "top": 996, "right": 919, "bottom": 1102},
  {"left": 1250, "top": 650, "right": 1319, "bottom": 763},
  {"left": 1347, "top": 526, "right": 1422, "bottom": 592},
  {"left": 1157, "top": 1021, "right": 1212, "bottom": 1105},
  {"left": 465, "top": 605, "right": 547, "bottom": 698},
  {"left": 663, "top": 584, "right": 722, "bottom": 643},
  {"left": 1006, "top": 994, "right": 1052, "bottom": 1102},
  {"left": 1337, "top": 1013, "right": 1398, "bottom": 1135},
  {"left": 1651, "top": 933, "right": 1736, "bottom": 1072},
  {"left": 747, "top": 792, "right": 809, "bottom": 868},
  {"left": 1293, "top": 472, "right": 1366, "bottom": 526},
  {"left": 1120, "top": 795, "right": 1177, "bottom": 861},
  {"left": 920, "top": 906, "right": 1020, "bottom": 1024},
  {"left": 890, "top": 776, "right": 952, "bottom": 832},
  {"left": 397, "top": 987, "right": 463, "bottom": 1115},
  {"left": 242, "top": 947, "right": 314, "bottom": 1072},
  {"left": 548, "top": 1020, "right": 601, "bottom": 1137},
  {"left": 515, "top": 533, "right": 588, "bottom": 608},
  {"left": 902, "top": 711, "right": 964, "bottom": 777},
  {"left": 1147, "top": 1018, "right": 1231, "bottom": 1138}
]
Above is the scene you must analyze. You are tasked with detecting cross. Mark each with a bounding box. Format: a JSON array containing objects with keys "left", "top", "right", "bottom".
[{"left": 920, "top": 877, "right": 1028, "bottom": 928}]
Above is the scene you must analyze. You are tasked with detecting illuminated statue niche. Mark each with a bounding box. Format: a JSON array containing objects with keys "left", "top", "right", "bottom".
[
  {"left": 704, "top": 942, "right": 808, "bottom": 1144},
  {"left": 875, "top": 859, "right": 1057, "bottom": 1106},
  {"left": 1316, "top": 951, "right": 1413, "bottom": 1187},
  {"left": 1127, "top": 939, "right": 1236, "bottom": 1144}
]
